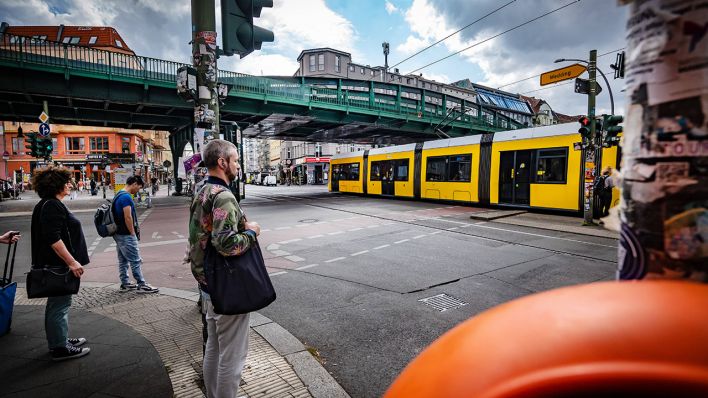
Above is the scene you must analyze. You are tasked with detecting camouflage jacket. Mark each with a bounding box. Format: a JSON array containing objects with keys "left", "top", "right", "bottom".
[{"left": 186, "top": 177, "right": 257, "bottom": 288}]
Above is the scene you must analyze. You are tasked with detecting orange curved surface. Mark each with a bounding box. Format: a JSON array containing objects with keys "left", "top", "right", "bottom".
[{"left": 385, "top": 281, "right": 708, "bottom": 398}]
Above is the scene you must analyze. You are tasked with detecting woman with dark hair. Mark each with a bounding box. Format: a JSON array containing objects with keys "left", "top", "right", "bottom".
[{"left": 31, "top": 166, "right": 91, "bottom": 361}]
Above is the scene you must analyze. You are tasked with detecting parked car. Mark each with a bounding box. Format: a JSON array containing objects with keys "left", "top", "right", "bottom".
[{"left": 263, "top": 175, "right": 277, "bottom": 186}]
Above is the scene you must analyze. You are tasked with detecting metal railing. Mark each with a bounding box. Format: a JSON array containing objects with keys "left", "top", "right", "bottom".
[{"left": 0, "top": 33, "right": 521, "bottom": 131}]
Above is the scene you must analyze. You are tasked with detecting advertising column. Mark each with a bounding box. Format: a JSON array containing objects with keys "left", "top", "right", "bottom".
[{"left": 619, "top": 0, "right": 707, "bottom": 281}]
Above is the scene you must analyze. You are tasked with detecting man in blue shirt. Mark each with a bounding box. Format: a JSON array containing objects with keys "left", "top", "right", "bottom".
[{"left": 113, "top": 176, "right": 159, "bottom": 293}]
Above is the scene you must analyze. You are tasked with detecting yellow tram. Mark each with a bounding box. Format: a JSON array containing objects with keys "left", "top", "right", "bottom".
[{"left": 329, "top": 123, "right": 620, "bottom": 213}]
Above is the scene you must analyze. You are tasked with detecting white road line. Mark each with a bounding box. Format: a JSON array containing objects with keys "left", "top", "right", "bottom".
[
  {"left": 382, "top": 222, "right": 395, "bottom": 226},
  {"left": 307, "top": 235, "right": 324, "bottom": 239},
  {"left": 394, "top": 239, "right": 410, "bottom": 244},
  {"left": 324, "top": 257, "right": 346, "bottom": 263},
  {"left": 429, "top": 231, "right": 443, "bottom": 235},
  {"left": 295, "top": 264, "right": 319, "bottom": 270},
  {"left": 266, "top": 244, "right": 280, "bottom": 251},
  {"left": 103, "top": 238, "right": 187, "bottom": 252},
  {"left": 412, "top": 235, "right": 426, "bottom": 239},
  {"left": 367, "top": 225, "right": 379, "bottom": 228},
  {"left": 295, "top": 224, "right": 310, "bottom": 228},
  {"left": 275, "top": 226, "right": 292, "bottom": 230},
  {"left": 279, "top": 238, "right": 302, "bottom": 244},
  {"left": 447, "top": 227, "right": 459, "bottom": 230},
  {"left": 350, "top": 250, "right": 369, "bottom": 256},
  {"left": 269, "top": 271, "right": 287, "bottom": 276},
  {"left": 314, "top": 221, "right": 327, "bottom": 225},
  {"left": 270, "top": 250, "right": 290, "bottom": 256},
  {"left": 285, "top": 255, "right": 305, "bottom": 262},
  {"left": 373, "top": 244, "right": 390, "bottom": 250},
  {"left": 261, "top": 229, "right": 271, "bottom": 232},
  {"left": 471, "top": 224, "right": 617, "bottom": 248},
  {"left": 152, "top": 232, "right": 159, "bottom": 239},
  {"left": 348, "top": 228, "right": 363, "bottom": 232},
  {"left": 328, "top": 231, "right": 344, "bottom": 235}
]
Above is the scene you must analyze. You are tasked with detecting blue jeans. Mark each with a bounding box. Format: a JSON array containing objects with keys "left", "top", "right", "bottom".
[
  {"left": 113, "top": 234, "right": 145, "bottom": 285},
  {"left": 45, "top": 295, "right": 72, "bottom": 350}
]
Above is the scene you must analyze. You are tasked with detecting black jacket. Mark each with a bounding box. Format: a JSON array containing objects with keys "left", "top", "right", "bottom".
[{"left": 31, "top": 198, "right": 90, "bottom": 268}]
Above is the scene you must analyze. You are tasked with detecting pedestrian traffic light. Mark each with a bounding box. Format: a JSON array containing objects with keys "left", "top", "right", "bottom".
[
  {"left": 603, "top": 114, "right": 624, "bottom": 147},
  {"left": 24, "top": 133, "right": 38, "bottom": 157},
  {"left": 38, "top": 138, "right": 53, "bottom": 159},
  {"left": 578, "top": 116, "right": 592, "bottom": 141},
  {"left": 221, "top": 0, "right": 274, "bottom": 58}
]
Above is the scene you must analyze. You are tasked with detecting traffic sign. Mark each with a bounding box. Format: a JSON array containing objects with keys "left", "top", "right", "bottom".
[
  {"left": 38, "top": 123, "right": 51, "bottom": 137},
  {"left": 38, "top": 111, "right": 49, "bottom": 124},
  {"left": 540, "top": 63, "right": 586, "bottom": 86}
]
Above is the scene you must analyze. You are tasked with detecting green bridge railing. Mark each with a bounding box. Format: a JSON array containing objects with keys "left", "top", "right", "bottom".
[{"left": 0, "top": 33, "right": 521, "bottom": 131}]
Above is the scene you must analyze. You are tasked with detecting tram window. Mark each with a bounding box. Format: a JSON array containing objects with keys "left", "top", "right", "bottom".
[
  {"left": 448, "top": 155, "right": 471, "bottom": 182},
  {"left": 426, "top": 157, "right": 447, "bottom": 182},
  {"left": 395, "top": 159, "right": 409, "bottom": 181},
  {"left": 348, "top": 163, "right": 360, "bottom": 180},
  {"left": 370, "top": 162, "right": 382, "bottom": 181},
  {"left": 535, "top": 148, "right": 568, "bottom": 183}
]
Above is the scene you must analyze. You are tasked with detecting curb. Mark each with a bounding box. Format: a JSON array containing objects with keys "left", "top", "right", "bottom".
[
  {"left": 491, "top": 218, "right": 619, "bottom": 239},
  {"left": 51, "top": 281, "right": 350, "bottom": 398}
]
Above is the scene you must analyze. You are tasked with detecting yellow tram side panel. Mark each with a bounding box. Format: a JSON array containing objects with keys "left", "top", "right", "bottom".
[
  {"left": 366, "top": 152, "right": 416, "bottom": 197},
  {"left": 600, "top": 144, "right": 621, "bottom": 208},
  {"left": 420, "top": 144, "right": 480, "bottom": 203},
  {"left": 490, "top": 134, "right": 581, "bottom": 211},
  {"left": 329, "top": 155, "right": 365, "bottom": 193}
]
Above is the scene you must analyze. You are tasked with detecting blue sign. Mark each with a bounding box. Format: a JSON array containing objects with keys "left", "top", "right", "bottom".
[{"left": 38, "top": 123, "right": 51, "bottom": 137}]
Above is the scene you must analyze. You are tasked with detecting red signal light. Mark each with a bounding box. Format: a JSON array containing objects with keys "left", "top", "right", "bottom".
[{"left": 579, "top": 116, "right": 590, "bottom": 126}]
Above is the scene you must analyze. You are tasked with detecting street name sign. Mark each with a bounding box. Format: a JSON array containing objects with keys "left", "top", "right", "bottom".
[
  {"left": 38, "top": 123, "right": 51, "bottom": 137},
  {"left": 540, "top": 63, "right": 586, "bottom": 86}
]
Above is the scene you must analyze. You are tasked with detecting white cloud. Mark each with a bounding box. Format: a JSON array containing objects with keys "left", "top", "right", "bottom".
[
  {"left": 220, "top": 53, "right": 299, "bottom": 76},
  {"left": 421, "top": 72, "right": 450, "bottom": 84},
  {"left": 395, "top": 35, "right": 430, "bottom": 55},
  {"left": 385, "top": 1, "right": 398, "bottom": 15}
]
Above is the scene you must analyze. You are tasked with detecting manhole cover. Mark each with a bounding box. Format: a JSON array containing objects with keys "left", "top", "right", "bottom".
[
  {"left": 418, "top": 293, "right": 468, "bottom": 312},
  {"left": 299, "top": 219, "right": 318, "bottom": 223}
]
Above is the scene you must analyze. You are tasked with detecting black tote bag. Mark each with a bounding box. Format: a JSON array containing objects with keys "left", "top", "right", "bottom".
[
  {"left": 26, "top": 266, "right": 80, "bottom": 298},
  {"left": 204, "top": 240, "right": 276, "bottom": 315}
]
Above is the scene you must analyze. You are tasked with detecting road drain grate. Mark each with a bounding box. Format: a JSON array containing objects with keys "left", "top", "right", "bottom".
[{"left": 418, "top": 293, "right": 468, "bottom": 312}]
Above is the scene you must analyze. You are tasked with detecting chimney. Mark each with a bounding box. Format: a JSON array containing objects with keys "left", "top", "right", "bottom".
[
  {"left": 56, "top": 24, "right": 65, "bottom": 41},
  {"left": 0, "top": 22, "right": 8, "bottom": 35}
]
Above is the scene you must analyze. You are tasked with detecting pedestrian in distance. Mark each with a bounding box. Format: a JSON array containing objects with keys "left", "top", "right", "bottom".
[
  {"left": 112, "top": 176, "right": 159, "bottom": 293},
  {"left": 186, "top": 140, "right": 261, "bottom": 398},
  {"left": 30, "top": 166, "right": 91, "bottom": 361},
  {"left": 90, "top": 178, "right": 97, "bottom": 196},
  {"left": 598, "top": 166, "right": 615, "bottom": 223},
  {"left": 69, "top": 178, "right": 79, "bottom": 200}
]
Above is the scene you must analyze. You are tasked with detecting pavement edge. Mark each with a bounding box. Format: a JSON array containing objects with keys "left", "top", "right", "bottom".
[{"left": 73, "top": 282, "right": 351, "bottom": 398}]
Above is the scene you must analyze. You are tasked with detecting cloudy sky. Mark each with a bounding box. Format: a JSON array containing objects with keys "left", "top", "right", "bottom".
[{"left": 1, "top": 0, "right": 629, "bottom": 116}]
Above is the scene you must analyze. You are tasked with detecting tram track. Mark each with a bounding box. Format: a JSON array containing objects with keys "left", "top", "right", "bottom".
[{"left": 247, "top": 192, "right": 618, "bottom": 265}]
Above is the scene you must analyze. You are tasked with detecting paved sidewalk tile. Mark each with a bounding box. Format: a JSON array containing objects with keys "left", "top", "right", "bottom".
[{"left": 14, "top": 286, "right": 314, "bottom": 398}]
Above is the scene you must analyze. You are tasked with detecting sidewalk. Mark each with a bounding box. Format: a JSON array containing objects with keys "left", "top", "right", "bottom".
[
  {"left": 1, "top": 283, "right": 349, "bottom": 398},
  {"left": 468, "top": 209, "right": 618, "bottom": 239}
]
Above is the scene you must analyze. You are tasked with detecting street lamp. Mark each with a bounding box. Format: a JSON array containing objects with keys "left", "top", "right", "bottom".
[{"left": 555, "top": 58, "right": 615, "bottom": 115}]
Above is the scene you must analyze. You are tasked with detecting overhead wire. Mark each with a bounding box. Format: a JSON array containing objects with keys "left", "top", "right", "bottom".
[{"left": 405, "top": 0, "right": 581, "bottom": 76}]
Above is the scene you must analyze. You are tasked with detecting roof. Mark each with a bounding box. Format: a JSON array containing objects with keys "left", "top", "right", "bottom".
[
  {"left": 493, "top": 122, "right": 577, "bottom": 142},
  {"left": 3, "top": 24, "right": 135, "bottom": 54},
  {"left": 297, "top": 48, "right": 351, "bottom": 61},
  {"left": 554, "top": 112, "right": 583, "bottom": 124},
  {"left": 519, "top": 95, "right": 549, "bottom": 114}
]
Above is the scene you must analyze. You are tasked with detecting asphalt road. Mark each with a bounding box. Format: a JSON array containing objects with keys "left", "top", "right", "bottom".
[{"left": 0, "top": 185, "right": 618, "bottom": 398}]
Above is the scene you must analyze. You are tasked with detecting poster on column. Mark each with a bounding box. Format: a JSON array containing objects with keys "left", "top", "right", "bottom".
[{"left": 619, "top": 0, "right": 708, "bottom": 282}]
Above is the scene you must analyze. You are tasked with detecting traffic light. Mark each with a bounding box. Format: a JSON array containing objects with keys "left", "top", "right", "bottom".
[
  {"left": 221, "top": 0, "right": 274, "bottom": 58},
  {"left": 38, "top": 138, "right": 53, "bottom": 159},
  {"left": 603, "top": 114, "right": 624, "bottom": 147},
  {"left": 578, "top": 116, "right": 592, "bottom": 141},
  {"left": 24, "top": 133, "right": 38, "bottom": 157}
]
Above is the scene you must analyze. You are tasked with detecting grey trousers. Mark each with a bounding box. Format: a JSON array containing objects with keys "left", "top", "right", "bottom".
[{"left": 202, "top": 294, "right": 250, "bottom": 398}]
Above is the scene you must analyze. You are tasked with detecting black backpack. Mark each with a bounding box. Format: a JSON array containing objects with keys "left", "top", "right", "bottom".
[{"left": 594, "top": 175, "right": 608, "bottom": 194}]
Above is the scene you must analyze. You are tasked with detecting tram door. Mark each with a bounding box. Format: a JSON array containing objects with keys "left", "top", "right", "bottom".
[
  {"left": 499, "top": 150, "right": 532, "bottom": 205},
  {"left": 381, "top": 161, "right": 395, "bottom": 196},
  {"left": 331, "top": 165, "right": 340, "bottom": 192}
]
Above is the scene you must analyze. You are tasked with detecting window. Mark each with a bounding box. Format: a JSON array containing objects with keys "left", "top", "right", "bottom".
[
  {"left": 52, "top": 138, "right": 58, "bottom": 155},
  {"left": 11, "top": 138, "right": 22, "bottom": 155},
  {"left": 370, "top": 162, "right": 382, "bottom": 181},
  {"left": 90, "top": 136, "right": 109, "bottom": 153},
  {"left": 333, "top": 163, "right": 360, "bottom": 181},
  {"left": 309, "top": 55, "right": 316, "bottom": 72},
  {"left": 318, "top": 54, "right": 324, "bottom": 71},
  {"left": 395, "top": 159, "right": 409, "bottom": 181},
  {"left": 65, "top": 137, "right": 85, "bottom": 154},
  {"left": 360, "top": 68, "right": 365, "bottom": 74},
  {"left": 115, "top": 39, "right": 123, "bottom": 48},
  {"left": 315, "top": 143, "right": 322, "bottom": 157},
  {"left": 335, "top": 56, "right": 341, "bottom": 73},
  {"left": 371, "top": 70, "right": 375, "bottom": 76},
  {"left": 426, "top": 154, "right": 472, "bottom": 182},
  {"left": 89, "top": 36, "right": 98, "bottom": 44},
  {"left": 535, "top": 148, "right": 568, "bottom": 183},
  {"left": 10, "top": 36, "right": 25, "bottom": 44},
  {"left": 448, "top": 155, "right": 471, "bottom": 182},
  {"left": 62, "top": 37, "right": 71, "bottom": 44},
  {"left": 349, "top": 65, "right": 355, "bottom": 72},
  {"left": 121, "top": 137, "right": 130, "bottom": 153},
  {"left": 426, "top": 156, "right": 447, "bottom": 182},
  {"left": 70, "top": 37, "right": 80, "bottom": 44}
]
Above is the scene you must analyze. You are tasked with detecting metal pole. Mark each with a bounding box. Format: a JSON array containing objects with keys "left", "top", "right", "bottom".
[
  {"left": 582, "top": 49, "right": 598, "bottom": 226},
  {"left": 191, "top": 0, "right": 219, "bottom": 151}
]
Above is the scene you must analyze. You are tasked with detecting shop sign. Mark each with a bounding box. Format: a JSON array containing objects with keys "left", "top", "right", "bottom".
[{"left": 305, "top": 157, "right": 330, "bottom": 163}]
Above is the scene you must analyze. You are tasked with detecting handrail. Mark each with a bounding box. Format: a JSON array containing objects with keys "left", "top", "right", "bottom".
[{"left": 0, "top": 33, "right": 522, "bottom": 131}]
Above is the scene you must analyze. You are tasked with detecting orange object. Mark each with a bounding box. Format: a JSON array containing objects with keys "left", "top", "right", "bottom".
[{"left": 385, "top": 281, "right": 708, "bottom": 398}]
